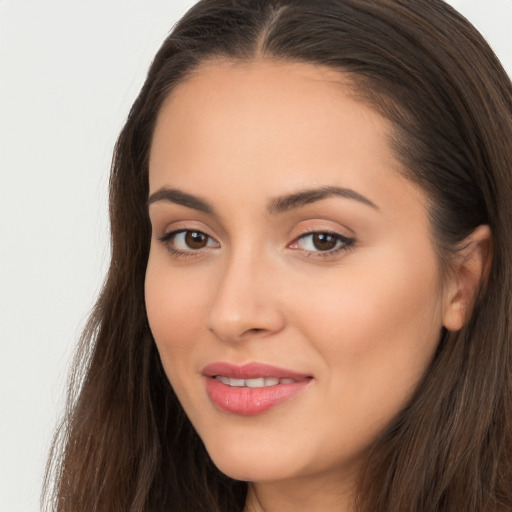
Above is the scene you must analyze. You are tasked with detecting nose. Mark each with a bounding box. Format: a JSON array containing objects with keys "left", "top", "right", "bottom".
[{"left": 206, "top": 248, "right": 286, "bottom": 343}]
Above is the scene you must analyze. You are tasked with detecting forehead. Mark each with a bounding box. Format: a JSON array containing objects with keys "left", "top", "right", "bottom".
[
  {"left": 152, "top": 59, "right": 387, "bottom": 141},
  {"left": 149, "top": 59, "right": 401, "bottom": 194}
]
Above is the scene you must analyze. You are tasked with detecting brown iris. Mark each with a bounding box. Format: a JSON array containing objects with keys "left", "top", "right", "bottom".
[
  {"left": 185, "top": 231, "right": 209, "bottom": 249},
  {"left": 312, "top": 233, "right": 338, "bottom": 251}
]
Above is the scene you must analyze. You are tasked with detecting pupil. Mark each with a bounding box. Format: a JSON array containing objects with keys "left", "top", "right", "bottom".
[
  {"left": 313, "top": 233, "right": 337, "bottom": 251},
  {"left": 185, "top": 231, "right": 207, "bottom": 249}
]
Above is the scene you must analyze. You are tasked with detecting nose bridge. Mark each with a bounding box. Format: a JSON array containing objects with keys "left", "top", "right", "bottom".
[{"left": 206, "top": 241, "right": 284, "bottom": 342}]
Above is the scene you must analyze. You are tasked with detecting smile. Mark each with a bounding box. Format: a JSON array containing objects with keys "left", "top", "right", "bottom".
[
  {"left": 214, "top": 376, "right": 301, "bottom": 387},
  {"left": 203, "top": 362, "right": 312, "bottom": 415}
]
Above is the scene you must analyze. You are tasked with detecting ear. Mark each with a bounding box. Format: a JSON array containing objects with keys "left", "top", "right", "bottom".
[{"left": 443, "top": 224, "right": 493, "bottom": 332}]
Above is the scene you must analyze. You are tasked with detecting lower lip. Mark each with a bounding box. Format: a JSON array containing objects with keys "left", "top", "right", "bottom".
[{"left": 205, "top": 377, "right": 311, "bottom": 415}]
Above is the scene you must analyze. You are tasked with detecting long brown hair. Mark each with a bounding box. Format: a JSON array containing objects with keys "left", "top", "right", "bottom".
[{"left": 43, "top": 1, "right": 512, "bottom": 511}]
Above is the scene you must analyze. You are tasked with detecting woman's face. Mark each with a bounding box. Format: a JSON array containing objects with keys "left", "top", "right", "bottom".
[{"left": 145, "top": 60, "right": 451, "bottom": 486}]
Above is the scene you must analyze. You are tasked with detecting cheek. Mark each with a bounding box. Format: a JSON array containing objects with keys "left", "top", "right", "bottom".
[
  {"left": 144, "top": 255, "right": 208, "bottom": 368},
  {"left": 292, "top": 246, "right": 444, "bottom": 406}
]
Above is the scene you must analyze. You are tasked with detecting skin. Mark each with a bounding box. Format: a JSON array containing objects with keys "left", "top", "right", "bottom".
[{"left": 145, "top": 60, "right": 486, "bottom": 512}]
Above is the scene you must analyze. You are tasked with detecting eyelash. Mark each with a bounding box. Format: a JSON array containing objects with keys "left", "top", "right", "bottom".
[
  {"left": 158, "top": 230, "right": 219, "bottom": 258},
  {"left": 158, "top": 229, "right": 355, "bottom": 259},
  {"left": 291, "top": 230, "right": 355, "bottom": 258}
]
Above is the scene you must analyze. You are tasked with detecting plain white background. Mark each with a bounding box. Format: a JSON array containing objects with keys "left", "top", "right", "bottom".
[{"left": 0, "top": 1, "right": 510, "bottom": 511}]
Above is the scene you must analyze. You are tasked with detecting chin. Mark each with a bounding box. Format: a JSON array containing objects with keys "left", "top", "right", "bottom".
[
  {"left": 211, "top": 456, "right": 294, "bottom": 483},
  {"left": 203, "top": 437, "right": 304, "bottom": 483}
]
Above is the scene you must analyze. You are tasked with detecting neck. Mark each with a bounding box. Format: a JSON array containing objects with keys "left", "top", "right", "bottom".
[{"left": 244, "top": 470, "right": 357, "bottom": 512}]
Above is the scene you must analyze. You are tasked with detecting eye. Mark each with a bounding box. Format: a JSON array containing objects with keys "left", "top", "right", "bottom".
[
  {"left": 159, "top": 229, "right": 219, "bottom": 254},
  {"left": 290, "top": 232, "right": 354, "bottom": 255}
]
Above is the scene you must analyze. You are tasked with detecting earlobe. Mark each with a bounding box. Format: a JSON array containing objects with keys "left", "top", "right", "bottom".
[{"left": 442, "top": 225, "right": 493, "bottom": 332}]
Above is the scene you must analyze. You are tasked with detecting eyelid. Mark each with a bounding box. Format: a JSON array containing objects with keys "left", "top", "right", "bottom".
[
  {"left": 160, "top": 229, "right": 219, "bottom": 245},
  {"left": 158, "top": 226, "right": 220, "bottom": 257},
  {"left": 290, "top": 231, "right": 353, "bottom": 247},
  {"left": 288, "top": 228, "right": 355, "bottom": 258},
  {"left": 155, "top": 218, "right": 218, "bottom": 242}
]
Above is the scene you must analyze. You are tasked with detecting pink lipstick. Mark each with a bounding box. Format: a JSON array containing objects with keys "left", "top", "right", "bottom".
[{"left": 202, "top": 362, "right": 312, "bottom": 415}]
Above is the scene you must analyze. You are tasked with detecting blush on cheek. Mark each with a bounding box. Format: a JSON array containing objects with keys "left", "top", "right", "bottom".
[{"left": 302, "top": 268, "right": 441, "bottom": 376}]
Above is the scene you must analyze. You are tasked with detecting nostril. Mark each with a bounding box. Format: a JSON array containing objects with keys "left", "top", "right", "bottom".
[
  {"left": 239, "top": 327, "right": 265, "bottom": 338},
  {"left": 237, "top": 326, "right": 275, "bottom": 341}
]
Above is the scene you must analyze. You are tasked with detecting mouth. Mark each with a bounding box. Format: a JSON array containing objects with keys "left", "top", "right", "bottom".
[
  {"left": 202, "top": 362, "right": 313, "bottom": 415},
  {"left": 213, "top": 376, "right": 303, "bottom": 387}
]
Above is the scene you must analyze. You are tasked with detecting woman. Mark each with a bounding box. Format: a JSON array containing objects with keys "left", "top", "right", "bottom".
[{"left": 43, "top": 0, "right": 512, "bottom": 511}]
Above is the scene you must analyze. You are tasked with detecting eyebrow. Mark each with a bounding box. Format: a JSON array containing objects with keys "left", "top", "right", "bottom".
[
  {"left": 148, "top": 188, "right": 214, "bottom": 213},
  {"left": 147, "top": 185, "right": 378, "bottom": 215},
  {"left": 267, "top": 186, "right": 378, "bottom": 214}
]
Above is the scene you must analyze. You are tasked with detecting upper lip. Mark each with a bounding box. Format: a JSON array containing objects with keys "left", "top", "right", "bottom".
[{"left": 202, "top": 362, "right": 311, "bottom": 380}]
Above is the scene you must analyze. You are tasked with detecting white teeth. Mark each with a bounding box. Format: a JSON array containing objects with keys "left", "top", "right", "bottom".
[
  {"left": 246, "top": 378, "right": 265, "bottom": 388},
  {"left": 214, "top": 376, "right": 298, "bottom": 387}
]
